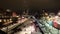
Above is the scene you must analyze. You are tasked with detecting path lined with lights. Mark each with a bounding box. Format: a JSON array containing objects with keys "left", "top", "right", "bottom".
[{"left": 1, "top": 18, "right": 28, "bottom": 32}]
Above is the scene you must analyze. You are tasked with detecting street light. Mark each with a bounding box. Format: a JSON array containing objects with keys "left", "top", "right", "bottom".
[
  {"left": 58, "top": 10, "right": 60, "bottom": 16},
  {"left": 6, "top": 9, "right": 11, "bottom": 34},
  {"left": 6, "top": 9, "right": 11, "bottom": 12}
]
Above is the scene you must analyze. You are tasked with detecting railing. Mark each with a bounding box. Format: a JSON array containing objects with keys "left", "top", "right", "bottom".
[{"left": 31, "top": 16, "right": 44, "bottom": 34}]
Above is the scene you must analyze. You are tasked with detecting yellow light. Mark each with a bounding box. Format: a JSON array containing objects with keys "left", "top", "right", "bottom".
[
  {"left": 16, "top": 16, "right": 19, "bottom": 17},
  {"left": 0, "top": 19, "right": 2, "bottom": 22},
  {"left": 58, "top": 12, "right": 60, "bottom": 15},
  {"left": 4, "top": 19, "right": 6, "bottom": 22},
  {"left": 45, "top": 13, "right": 48, "bottom": 16}
]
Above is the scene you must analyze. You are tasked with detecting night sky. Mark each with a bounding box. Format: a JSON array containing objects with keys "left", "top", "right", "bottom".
[{"left": 0, "top": 0, "right": 60, "bottom": 10}]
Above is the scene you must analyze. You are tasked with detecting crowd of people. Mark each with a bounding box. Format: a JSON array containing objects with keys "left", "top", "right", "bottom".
[
  {"left": 39, "top": 11, "right": 60, "bottom": 34},
  {"left": 42, "top": 12, "right": 60, "bottom": 29}
]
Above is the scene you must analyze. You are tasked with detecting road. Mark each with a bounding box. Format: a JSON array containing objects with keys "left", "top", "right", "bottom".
[{"left": 13, "top": 18, "right": 42, "bottom": 34}]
